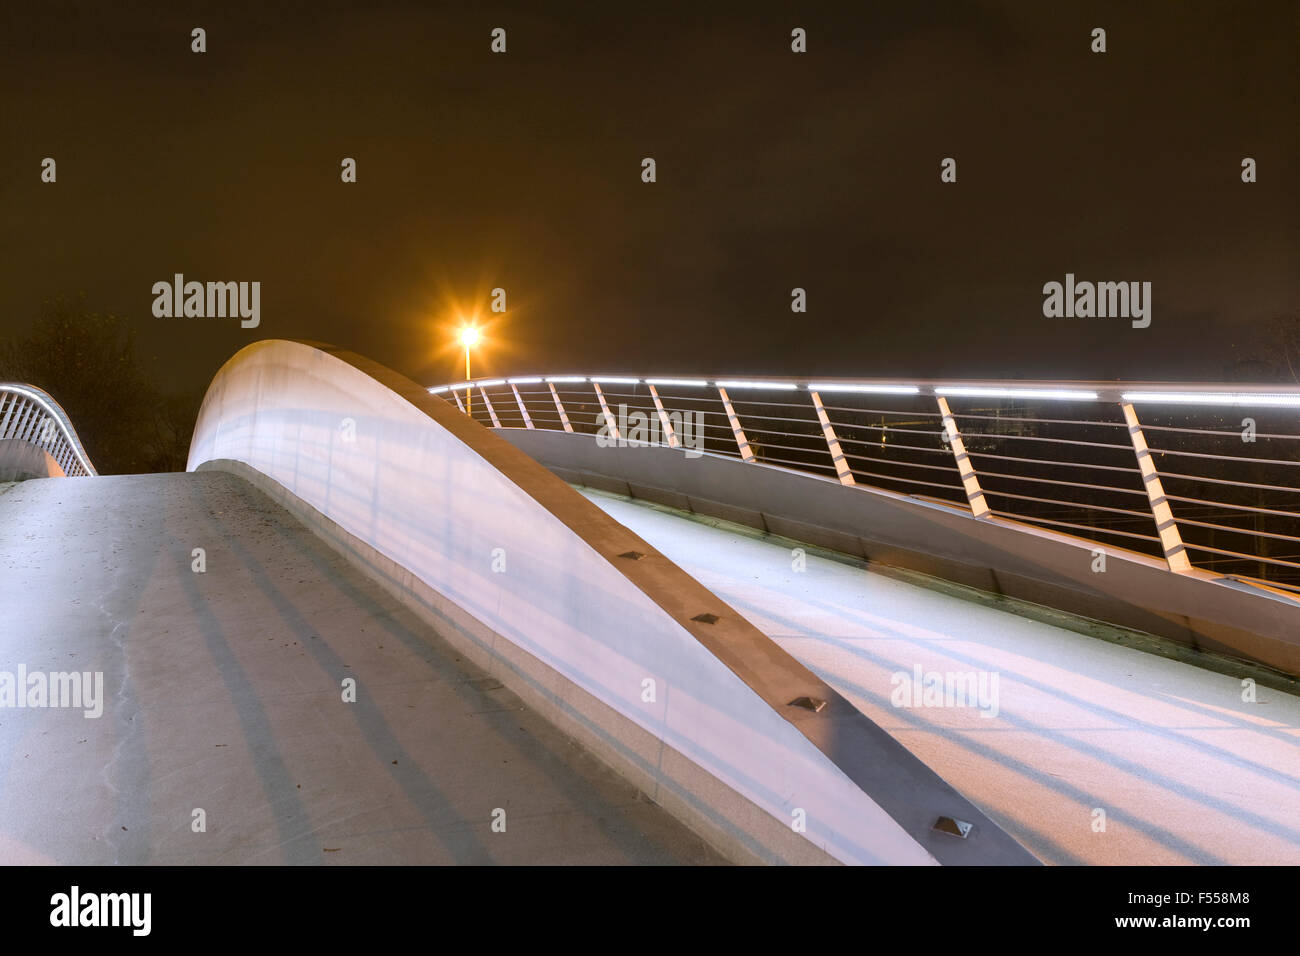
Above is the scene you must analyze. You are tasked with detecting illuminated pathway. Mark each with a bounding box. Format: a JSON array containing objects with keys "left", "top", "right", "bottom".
[
  {"left": 0, "top": 474, "right": 723, "bottom": 865},
  {"left": 7, "top": 465, "right": 1299, "bottom": 865},
  {"left": 581, "top": 488, "right": 1300, "bottom": 866}
]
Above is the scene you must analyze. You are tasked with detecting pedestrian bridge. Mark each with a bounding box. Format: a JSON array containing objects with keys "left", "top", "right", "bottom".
[
  {"left": 3, "top": 340, "right": 1299, "bottom": 865},
  {"left": 0, "top": 383, "right": 96, "bottom": 480}
]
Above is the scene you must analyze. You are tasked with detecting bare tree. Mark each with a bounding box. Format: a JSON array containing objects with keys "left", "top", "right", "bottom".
[
  {"left": 0, "top": 296, "right": 196, "bottom": 474},
  {"left": 1274, "top": 312, "right": 1300, "bottom": 384}
]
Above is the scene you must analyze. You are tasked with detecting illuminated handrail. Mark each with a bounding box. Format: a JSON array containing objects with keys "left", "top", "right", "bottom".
[
  {"left": 429, "top": 375, "right": 1300, "bottom": 589},
  {"left": 0, "top": 384, "right": 97, "bottom": 477}
]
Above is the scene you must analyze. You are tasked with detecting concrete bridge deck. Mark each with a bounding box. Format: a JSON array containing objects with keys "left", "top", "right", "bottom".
[
  {"left": 580, "top": 488, "right": 1300, "bottom": 866},
  {"left": 0, "top": 473, "right": 723, "bottom": 865},
  {"left": 6, "top": 467, "right": 1299, "bottom": 865},
  {"left": 10, "top": 342, "right": 1300, "bottom": 866}
]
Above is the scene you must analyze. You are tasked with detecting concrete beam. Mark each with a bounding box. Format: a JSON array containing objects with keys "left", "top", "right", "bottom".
[
  {"left": 501, "top": 429, "right": 1300, "bottom": 679},
  {"left": 189, "top": 340, "right": 1032, "bottom": 864}
]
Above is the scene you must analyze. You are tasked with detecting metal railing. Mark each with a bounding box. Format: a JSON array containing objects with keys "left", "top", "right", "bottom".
[
  {"left": 0, "top": 384, "right": 97, "bottom": 477},
  {"left": 429, "top": 375, "right": 1300, "bottom": 590}
]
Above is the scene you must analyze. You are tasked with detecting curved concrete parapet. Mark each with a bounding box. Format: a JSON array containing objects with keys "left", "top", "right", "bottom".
[
  {"left": 0, "top": 384, "right": 96, "bottom": 477},
  {"left": 501, "top": 429, "right": 1300, "bottom": 679},
  {"left": 0, "top": 439, "right": 65, "bottom": 481},
  {"left": 188, "top": 340, "right": 1037, "bottom": 865}
]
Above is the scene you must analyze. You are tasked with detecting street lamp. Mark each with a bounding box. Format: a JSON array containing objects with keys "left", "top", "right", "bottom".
[{"left": 459, "top": 324, "right": 480, "bottom": 416}]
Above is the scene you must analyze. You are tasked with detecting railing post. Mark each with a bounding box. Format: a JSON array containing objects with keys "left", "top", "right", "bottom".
[
  {"left": 15, "top": 402, "right": 37, "bottom": 442},
  {"left": 809, "top": 390, "right": 855, "bottom": 486},
  {"left": 935, "top": 396, "right": 990, "bottom": 518},
  {"left": 548, "top": 382, "right": 574, "bottom": 433},
  {"left": 646, "top": 385, "right": 679, "bottom": 449},
  {"left": 0, "top": 395, "right": 20, "bottom": 439},
  {"left": 591, "top": 382, "right": 620, "bottom": 440},
  {"left": 451, "top": 390, "right": 466, "bottom": 414},
  {"left": 716, "top": 386, "right": 755, "bottom": 462},
  {"left": 1120, "top": 402, "right": 1192, "bottom": 572},
  {"left": 8, "top": 400, "right": 27, "bottom": 440},
  {"left": 510, "top": 384, "right": 534, "bottom": 429},
  {"left": 0, "top": 394, "right": 17, "bottom": 438},
  {"left": 27, "top": 410, "right": 46, "bottom": 444},
  {"left": 478, "top": 387, "right": 502, "bottom": 428}
]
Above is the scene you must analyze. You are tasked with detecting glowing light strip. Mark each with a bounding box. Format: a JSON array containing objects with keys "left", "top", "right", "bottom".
[
  {"left": 426, "top": 375, "right": 1300, "bottom": 411},
  {"left": 808, "top": 383, "right": 920, "bottom": 395},
  {"left": 715, "top": 380, "right": 799, "bottom": 390},
  {"left": 937, "top": 386, "right": 1098, "bottom": 401},
  {"left": 1122, "top": 391, "right": 1300, "bottom": 407}
]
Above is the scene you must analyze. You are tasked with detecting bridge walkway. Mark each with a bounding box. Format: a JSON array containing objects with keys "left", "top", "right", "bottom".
[
  {"left": 581, "top": 487, "right": 1300, "bottom": 866},
  {"left": 0, "top": 473, "right": 723, "bottom": 865}
]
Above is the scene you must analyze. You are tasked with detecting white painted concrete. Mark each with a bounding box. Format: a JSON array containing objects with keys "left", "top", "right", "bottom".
[
  {"left": 187, "top": 341, "right": 937, "bottom": 865},
  {"left": 0, "top": 473, "right": 725, "bottom": 864},
  {"left": 582, "top": 489, "right": 1300, "bottom": 865}
]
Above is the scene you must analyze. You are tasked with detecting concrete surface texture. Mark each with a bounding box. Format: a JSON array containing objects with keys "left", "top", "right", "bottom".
[
  {"left": 580, "top": 488, "right": 1300, "bottom": 866},
  {"left": 0, "top": 474, "right": 725, "bottom": 865},
  {"left": 500, "top": 428, "right": 1300, "bottom": 678},
  {"left": 187, "top": 340, "right": 989, "bottom": 865},
  {"left": 0, "top": 439, "right": 64, "bottom": 482}
]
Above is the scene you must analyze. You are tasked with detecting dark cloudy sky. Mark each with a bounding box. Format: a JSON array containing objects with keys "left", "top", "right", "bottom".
[{"left": 2, "top": 0, "right": 1296, "bottom": 393}]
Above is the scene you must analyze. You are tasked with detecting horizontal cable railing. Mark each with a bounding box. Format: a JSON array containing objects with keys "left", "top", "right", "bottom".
[
  {"left": 428, "top": 375, "right": 1300, "bottom": 589},
  {"left": 0, "top": 384, "right": 97, "bottom": 477}
]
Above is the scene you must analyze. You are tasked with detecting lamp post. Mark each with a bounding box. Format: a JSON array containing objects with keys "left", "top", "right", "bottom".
[{"left": 459, "top": 325, "right": 480, "bottom": 416}]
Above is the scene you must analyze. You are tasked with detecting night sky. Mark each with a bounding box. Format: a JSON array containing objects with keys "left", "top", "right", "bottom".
[{"left": 2, "top": 0, "right": 1297, "bottom": 393}]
